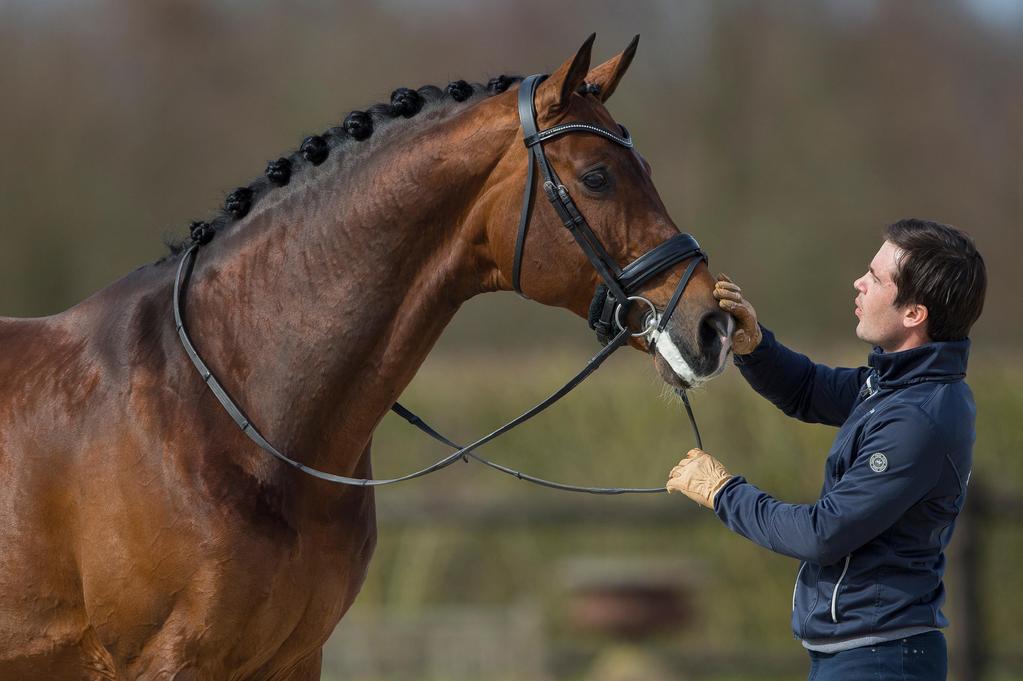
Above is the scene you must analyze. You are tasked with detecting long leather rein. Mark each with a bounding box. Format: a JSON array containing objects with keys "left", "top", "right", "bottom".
[{"left": 172, "top": 73, "right": 707, "bottom": 494}]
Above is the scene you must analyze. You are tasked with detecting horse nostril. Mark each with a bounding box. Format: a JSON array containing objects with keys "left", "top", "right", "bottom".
[{"left": 699, "top": 310, "right": 729, "bottom": 351}]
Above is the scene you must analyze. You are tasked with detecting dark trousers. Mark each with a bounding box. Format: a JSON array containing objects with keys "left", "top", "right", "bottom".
[{"left": 807, "top": 631, "right": 947, "bottom": 681}]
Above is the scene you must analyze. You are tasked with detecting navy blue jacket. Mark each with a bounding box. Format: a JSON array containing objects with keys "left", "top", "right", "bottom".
[{"left": 714, "top": 327, "right": 975, "bottom": 644}]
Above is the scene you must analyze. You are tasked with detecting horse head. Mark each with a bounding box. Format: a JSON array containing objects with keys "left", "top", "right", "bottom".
[{"left": 476, "top": 35, "right": 733, "bottom": 389}]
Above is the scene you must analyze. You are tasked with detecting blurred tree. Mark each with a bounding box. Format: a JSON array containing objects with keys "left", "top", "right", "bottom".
[{"left": 0, "top": 0, "right": 1018, "bottom": 350}]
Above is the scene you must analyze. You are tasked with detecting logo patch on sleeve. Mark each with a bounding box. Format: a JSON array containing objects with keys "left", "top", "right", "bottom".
[{"left": 869, "top": 452, "right": 888, "bottom": 473}]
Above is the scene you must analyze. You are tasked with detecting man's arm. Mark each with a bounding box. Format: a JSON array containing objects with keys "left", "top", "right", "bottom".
[
  {"left": 734, "top": 326, "right": 869, "bottom": 427},
  {"left": 713, "top": 276, "right": 868, "bottom": 427},
  {"left": 710, "top": 403, "right": 943, "bottom": 565}
]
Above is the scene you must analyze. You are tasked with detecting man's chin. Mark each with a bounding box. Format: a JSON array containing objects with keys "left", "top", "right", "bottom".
[
  {"left": 854, "top": 323, "right": 872, "bottom": 345},
  {"left": 855, "top": 327, "right": 892, "bottom": 350}
]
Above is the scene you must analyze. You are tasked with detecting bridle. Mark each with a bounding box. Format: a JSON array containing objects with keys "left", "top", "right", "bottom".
[
  {"left": 512, "top": 74, "right": 706, "bottom": 350},
  {"left": 172, "top": 73, "right": 707, "bottom": 494}
]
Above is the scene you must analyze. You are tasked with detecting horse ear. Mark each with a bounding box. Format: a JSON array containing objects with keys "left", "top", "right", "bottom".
[
  {"left": 585, "top": 34, "right": 639, "bottom": 103},
  {"left": 535, "top": 33, "right": 595, "bottom": 120}
]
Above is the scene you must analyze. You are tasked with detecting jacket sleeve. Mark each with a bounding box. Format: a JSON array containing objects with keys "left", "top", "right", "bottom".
[
  {"left": 712, "top": 403, "right": 944, "bottom": 565},
  {"left": 734, "top": 326, "right": 870, "bottom": 427}
]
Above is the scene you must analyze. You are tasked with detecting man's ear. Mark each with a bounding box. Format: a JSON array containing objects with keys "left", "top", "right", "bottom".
[
  {"left": 903, "top": 303, "right": 929, "bottom": 330},
  {"left": 534, "top": 34, "right": 594, "bottom": 124},
  {"left": 585, "top": 34, "right": 639, "bottom": 103}
]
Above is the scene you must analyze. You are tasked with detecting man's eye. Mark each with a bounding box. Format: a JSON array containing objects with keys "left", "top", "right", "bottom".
[{"left": 582, "top": 170, "right": 608, "bottom": 191}]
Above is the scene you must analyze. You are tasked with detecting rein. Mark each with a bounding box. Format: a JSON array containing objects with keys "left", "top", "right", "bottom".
[{"left": 172, "top": 73, "right": 708, "bottom": 494}]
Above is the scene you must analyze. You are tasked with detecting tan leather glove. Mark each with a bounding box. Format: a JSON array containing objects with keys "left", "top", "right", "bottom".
[
  {"left": 666, "top": 448, "right": 734, "bottom": 509},
  {"left": 713, "top": 274, "right": 762, "bottom": 355}
]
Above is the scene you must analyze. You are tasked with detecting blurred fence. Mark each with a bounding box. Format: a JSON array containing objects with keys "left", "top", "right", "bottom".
[
  {"left": 326, "top": 604, "right": 547, "bottom": 681},
  {"left": 323, "top": 484, "right": 1022, "bottom": 681},
  {"left": 947, "top": 485, "right": 1023, "bottom": 681}
]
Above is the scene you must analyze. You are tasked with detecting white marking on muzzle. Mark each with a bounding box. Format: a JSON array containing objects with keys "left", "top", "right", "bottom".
[
  {"left": 718, "top": 315, "right": 736, "bottom": 369},
  {"left": 646, "top": 314, "right": 735, "bottom": 387},
  {"left": 648, "top": 325, "right": 700, "bottom": 387}
]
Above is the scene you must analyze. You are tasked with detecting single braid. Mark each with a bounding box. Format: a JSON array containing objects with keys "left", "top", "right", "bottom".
[
  {"left": 390, "top": 87, "right": 424, "bottom": 118},
  {"left": 190, "top": 220, "right": 215, "bottom": 245},
  {"left": 225, "top": 187, "right": 254, "bottom": 218},
  {"left": 487, "top": 75, "right": 515, "bottom": 94},
  {"left": 446, "top": 80, "right": 473, "bottom": 102},
  {"left": 265, "top": 157, "right": 293, "bottom": 186},
  {"left": 343, "top": 111, "right": 374, "bottom": 141},
  {"left": 300, "top": 135, "right": 329, "bottom": 165}
]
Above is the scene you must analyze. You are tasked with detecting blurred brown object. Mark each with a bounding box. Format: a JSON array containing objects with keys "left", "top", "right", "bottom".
[{"left": 561, "top": 558, "right": 695, "bottom": 639}]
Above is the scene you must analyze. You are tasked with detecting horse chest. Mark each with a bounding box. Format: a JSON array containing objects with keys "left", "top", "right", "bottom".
[
  {"left": 204, "top": 496, "right": 377, "bottom": 631},
  {"left": 200, "top": 516, "right": 375, "bottom": 673},
  {"left": 82, "top": 479, "right": 377, "bottom": 674}
]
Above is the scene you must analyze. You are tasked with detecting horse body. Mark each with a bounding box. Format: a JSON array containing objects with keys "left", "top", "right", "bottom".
[
  {"left": 0, "top": 38, "right": 731, "bottom": 679},
  {"left": 1, "top": 71, "right": 534, "bottom": 677},
  {"left": 0, "top": 98, "right": 488, "bottom": 678}
]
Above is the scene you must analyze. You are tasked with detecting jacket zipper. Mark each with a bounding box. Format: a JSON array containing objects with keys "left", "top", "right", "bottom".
[
  {"left": 830, "top": 554, "right": 851, "bottom": 623},
  {"left": 792, "top": 562, "right": 806, "bottom": 611}
]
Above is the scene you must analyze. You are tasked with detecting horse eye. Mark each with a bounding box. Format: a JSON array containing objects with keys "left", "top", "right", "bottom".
[{"left": 582, "top": 170, "right": 608, "bottom": 191}]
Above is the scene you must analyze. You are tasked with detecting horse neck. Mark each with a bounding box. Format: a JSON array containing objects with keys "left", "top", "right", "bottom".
[{"left": 181, "top": 107, "right": 516, "bottom": 480}]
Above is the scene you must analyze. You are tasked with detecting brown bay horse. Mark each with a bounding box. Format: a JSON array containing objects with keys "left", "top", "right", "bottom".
[{"left": 0, "top": 37, "right": 731, "bottom": 679}]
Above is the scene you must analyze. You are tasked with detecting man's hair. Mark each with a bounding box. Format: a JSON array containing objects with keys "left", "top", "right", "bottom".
[{"left": 883, "top": 218, "right": 987, "bottom": 342}]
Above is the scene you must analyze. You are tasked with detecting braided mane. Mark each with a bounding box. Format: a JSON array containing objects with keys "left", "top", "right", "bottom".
[{"left": 163, "top": 75, "right": 524, "bottom": 258}]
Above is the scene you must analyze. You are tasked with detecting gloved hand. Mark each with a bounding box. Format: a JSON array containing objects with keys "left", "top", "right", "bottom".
[
  {"left": 666, "top": 448, "right": 734, "bottom": 509},
  {"left": 713, "top": 274, "right": 762, "bottom": 355}
]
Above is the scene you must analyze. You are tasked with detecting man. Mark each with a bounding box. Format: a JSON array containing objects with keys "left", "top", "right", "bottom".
[{"left": 666, "top": 219, "right": 986, "bottom": 680}]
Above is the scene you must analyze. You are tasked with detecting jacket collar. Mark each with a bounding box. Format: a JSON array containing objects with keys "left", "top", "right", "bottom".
[{"left": 868, "top": 338, "right": 970, "bottom": 389}]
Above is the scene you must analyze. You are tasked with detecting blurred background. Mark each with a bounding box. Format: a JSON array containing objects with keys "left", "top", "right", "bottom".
[{"left": 1, "top": 1, "right": 1020, "bottom": 679}]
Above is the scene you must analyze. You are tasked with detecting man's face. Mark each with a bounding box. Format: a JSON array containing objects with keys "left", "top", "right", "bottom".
[{"left": 853, "top": 241, "right": 910, "bottom": 350}]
